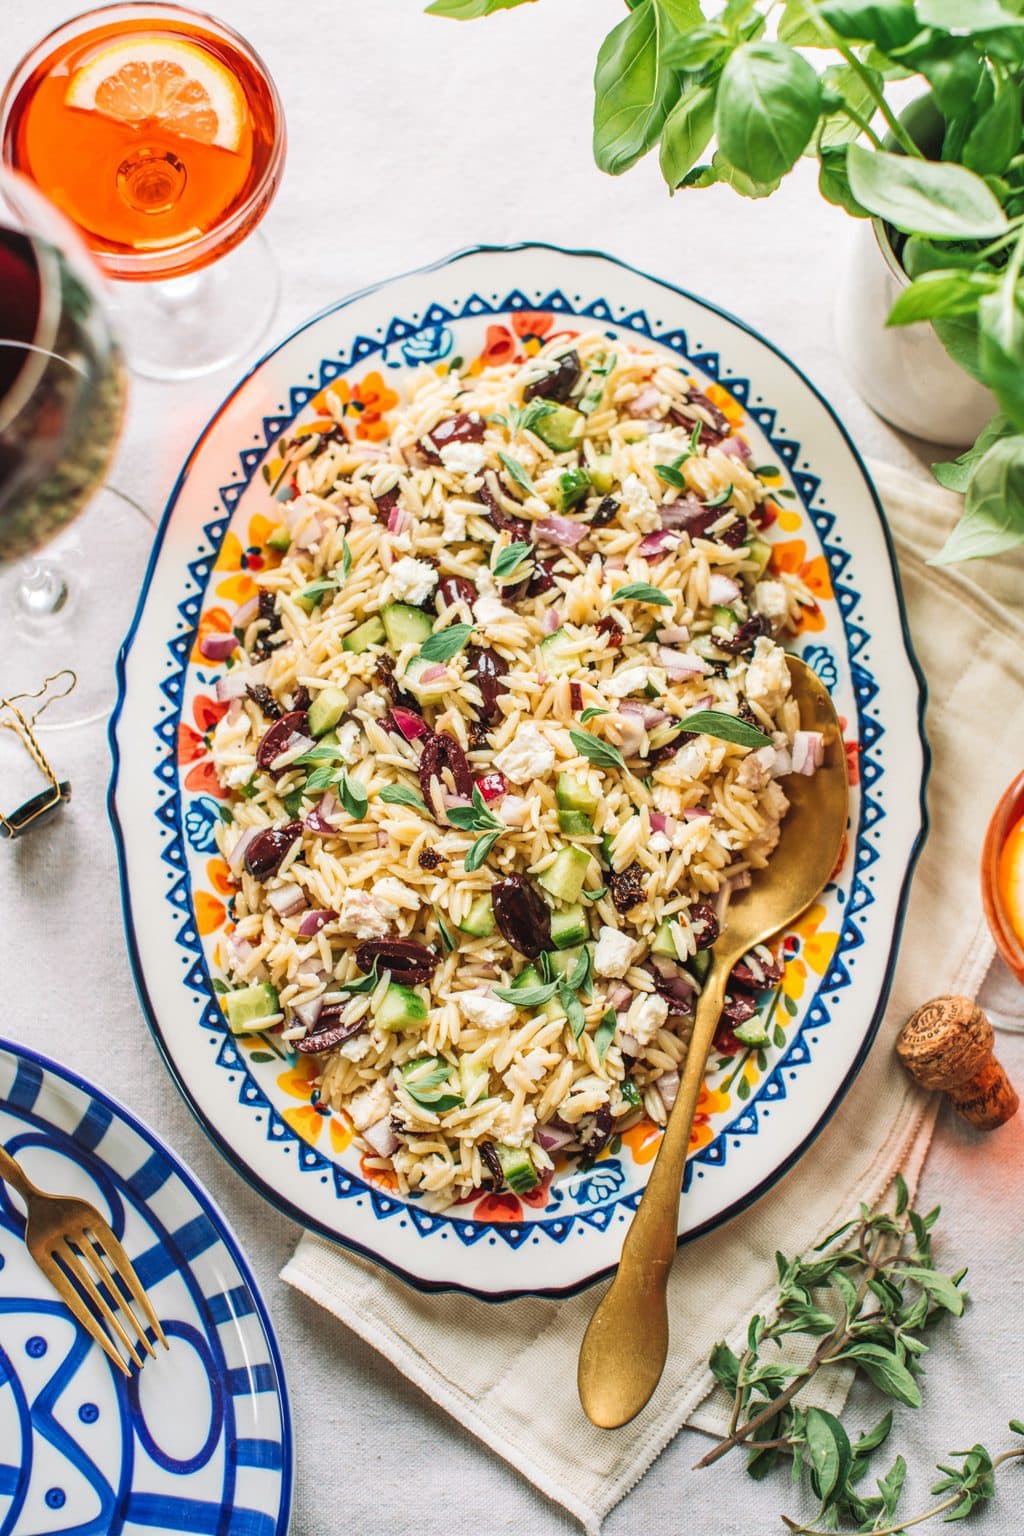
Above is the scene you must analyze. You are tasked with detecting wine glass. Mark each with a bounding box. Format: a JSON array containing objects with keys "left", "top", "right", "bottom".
[
  {"left": 1, "top": 3, "right": 287, "bottom": 381},
  {"left": 0, "top": 166, "right": 151, "bottom": 728}
]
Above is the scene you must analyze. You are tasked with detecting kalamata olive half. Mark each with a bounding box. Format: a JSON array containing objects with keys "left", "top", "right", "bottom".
[
  {"left": 714, "top": 613, "right": 771, "bottom": 656},
  {"left": 243, "top": 822, "right": 302, "bottom": 881},
  {"left": 256, "top": 710, "right": 310, "bottom": 773},
  {"left": 689, "top": 901, "right": 720, "bottom": 950},
  {"left": 373, "top": 487, "right": 400, "bottom": 523},
  {"left": 420, "top": 412, "right": 485, "bottom": 461},
  {"left": 477, "top": 474, "right": 531, "bottom": 542},
  {"left": 466, "top": 645, "right": 508, "bottom": 724},
  {"left": 730, "top": 946, "right": 785, "bottom": 992},
  {"left": 523, "top": 350, "right": 581, "bottom": 404},
  {"left": 491, "top": 875, "right": 551, "bottom": 958},
  {"left": 293, "top": 1010, "right": 367, "bottom": 1054},
  {"left": 419, "top": 730, "right": 473, "bottom": 814},
  {"left": 355, "top": 938, "right": 439, "bottom": 985},
  {"left": 719, "top": 991, "right": 758, "bottom": 1027},
  {"left": 436, "top": 575, "right": 477, "bottom": 612}
]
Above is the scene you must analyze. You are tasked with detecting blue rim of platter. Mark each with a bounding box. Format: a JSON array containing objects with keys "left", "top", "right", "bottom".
[
  {"left": 0, "top": 1033, "right": 293, "bottom": 1532},
  {"left": 108, "top": 242, "right": 930, "bottom": 1300}
]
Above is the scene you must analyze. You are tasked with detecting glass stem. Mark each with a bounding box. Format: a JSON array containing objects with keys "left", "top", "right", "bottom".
[{"left": 18, "top": 558, "right": 68, "bottom": 618}]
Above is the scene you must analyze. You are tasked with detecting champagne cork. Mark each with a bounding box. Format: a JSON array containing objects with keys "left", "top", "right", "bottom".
[{"left": 896, "top": 995, "right": 1019, "bottom": 1131}]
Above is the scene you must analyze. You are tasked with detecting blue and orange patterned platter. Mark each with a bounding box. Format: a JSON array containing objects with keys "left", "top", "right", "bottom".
[
  {"left": 0, "top": 1037, "right": 291, "bottom": 1534},
  {"left": 109, "top": 244, "right": 928, "bottom": 1299}
]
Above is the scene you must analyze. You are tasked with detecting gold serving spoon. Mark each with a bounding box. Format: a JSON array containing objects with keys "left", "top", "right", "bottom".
[{"left": 578, "top": 655, "right": 848, "bottom": 1428}]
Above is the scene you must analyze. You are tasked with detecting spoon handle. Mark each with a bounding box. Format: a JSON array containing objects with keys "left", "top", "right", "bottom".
[{"left": 578, "top": 953, "right": 731, "bottom": 1428}]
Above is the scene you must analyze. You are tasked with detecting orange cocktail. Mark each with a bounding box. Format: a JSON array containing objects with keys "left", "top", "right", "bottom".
[{"left": 2, "top": 5, "right": 283, "bottom": 282}]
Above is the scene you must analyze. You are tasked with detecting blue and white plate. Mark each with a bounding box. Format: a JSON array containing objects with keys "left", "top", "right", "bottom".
[
  {"left": 0, "top": 1039, "right": 292, "bottom": 1534},
  {"left": 109, "top": 243, "right": 928, "bottom": 1299}
]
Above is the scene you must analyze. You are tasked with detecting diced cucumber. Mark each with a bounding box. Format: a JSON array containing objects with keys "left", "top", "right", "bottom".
[
  {"left": 382, "top": 602, "right": 434, "bottom": 651},
  {"left": 457, "top": 894, "right": 495, "bottom": 938},
  {"left": 510, "top": 963, "right": 544, "bottom": 993},
  {"left": 589, "top": 454, "right": 614, "bottom": 495},
  {"left": 558, "top": 809, "right": 593, "bottom": 837},
  {"left": 556, "top": 772, "right": 599, "bottom": 817},
  {"left": 651, "top": 918, "right": 685, "bottom": 960},
  {"left": 538, "top": 628, "right": 578, "bottom": 677},
  {"left": 495, "top": 1143, "right": 539, "bottom": 1194},
  {"left": 374, "top": 982, "right": 428, "bottom": 1032},
  {"left": 550, "top": 905, "right": 589, "bottom": 949},
  {"left": 538, "top": 846, "right": 591, "bottom": 905},
  {"left": 308, "top": 686, "right": 348, "bottom": 738},
  {"left": 690, "top": 948, "right": 713, "bottom": 983},
  {"left": 403, "top": 656, "right": 452, "bottom": 704},
  {"left": 712, "top": 605, "right": 740, "bottom": 634},
  {"left": 692, "top": 633, "right": 728, "bottom": 661},
  {"left": 546, "top": 944, "right": 586, "bottom": 979},
  {"left": 748, "top": 536, "right": 773, "bottom": 576},
  {"left": 342, "top": 616, "right": 386, "bottom": 652},
  {"left": 459, "top": 1056, "right": 491, "bottom": 1107},
  {"left": 532, "top": 403, "right": 583, "bottom": 452},
  {"left": 733, "top": 1015, "right": 771, "bottom": 1047},
  {"left": 266, "top": 525, "right": 291, "bottom": 553},
  {"left": 599, "top": 833, "right": 616, "bottom": 867},
  {"left": 558, "top": 466, "right": 590, "bottom": 511},
  {"left": 223, "top": 982, "right": 280, "bottom": 1035}
]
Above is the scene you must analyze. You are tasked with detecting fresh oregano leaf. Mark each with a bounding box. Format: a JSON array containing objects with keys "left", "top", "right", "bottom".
[
  {"left": 379, "top": 782, "right": 428, "bottom": 813},
  {"left": 676, "top": 709, "right": 772, "bottom": 748},
  {"left": 569, "top": 728, "right": 627, "bottom": 771}
]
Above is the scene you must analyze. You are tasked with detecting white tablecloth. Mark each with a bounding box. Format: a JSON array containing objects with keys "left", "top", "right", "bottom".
[{"left": 4, "top": 2, "right": 1024, "bottom": 1531}]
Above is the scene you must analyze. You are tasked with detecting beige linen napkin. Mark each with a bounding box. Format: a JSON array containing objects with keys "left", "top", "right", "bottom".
[{"left": 283, "top": 460, "right": 1022, "bottom": 1532}]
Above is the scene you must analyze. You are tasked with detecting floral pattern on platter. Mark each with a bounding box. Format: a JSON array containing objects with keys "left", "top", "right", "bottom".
[{"left": 182, "top": 315, "right": 858, "bottom": 1221}]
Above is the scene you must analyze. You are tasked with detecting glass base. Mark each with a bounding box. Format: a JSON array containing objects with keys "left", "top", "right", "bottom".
[
  {"left": 0, "top": 485, "right": 154, "bottom": 729},
  {"left": 111, "top": 231, "right": 280, "bottom": 381}
]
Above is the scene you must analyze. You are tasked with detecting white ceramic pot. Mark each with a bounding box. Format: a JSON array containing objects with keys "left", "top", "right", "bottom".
[{"left": 836, "top": 215, "right": 997, "bottom": 447}]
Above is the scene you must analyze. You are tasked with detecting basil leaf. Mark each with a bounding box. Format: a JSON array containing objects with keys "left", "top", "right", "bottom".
[
  {"left": 338, "top": 771, "right": 368, "bottom": 820},
  {"left": 609, "top": 582, "right": 673, "bottom": 607},
  {"left": 593, "top": 0, "right": 702, "bottom": 176},
  {"left": 305, "top": 764, "right": 342, "bottom": 793},
  {"left": 803, "top": 1407, "right": 852, "bottom": 1505},
  {"left": 379, "top": 783, "right": 427, "bottom": 813},
  {"left": 846, "top": 145, "right": 1008, "bottom": 239},
  {"left": 447, "top": 796, "right": 502, "bottom": 832},
  {"left": 818, "top": 0, "right": 920, "bottom": 51},
  {"left": 435, "top": 908, "right": 457, "bottom": 953},
  {"left": 493, "top": 979, "right": 560, "bottom": 1007},
  {"left": 566, "top": 947, "right": 591, "bottom": 992},
  {"left": 933, "top": 434, "right": 1024, "bottom": 563},
  {"left": 298, "top": 578, "right": 339, "bottom": 608},
  {"left": 978, "top": 261, "right": 1024, "bottom": 431},
  {"left": 918, "top": 0, "right": 1024, "bottom": 29},
  {"left": 425, "top": 0, "right": 533, "bottom": 14},
  {"left": 402, "top": 1058, "right": 450, "bottom": 1093},
  {"left": 704, "top": 483, "right": 734, "bottom": 507},
  {"left": 654, "top": 461, "right": 687, "bottom": 488},
  {"left": 493, "top": 540, "right": 533, "bottom": 578},
  {"left": 498, "top": 451, "right": 535, "bottom": 495},
  {"left": 343, "top": 960, "right": 381, "bottom": 994},
  {"left": 817, "top": 63, "right": 883, "bottom": 151},
  {"left": 594, "top": 1007, "right": 618, "bottom": 1061},
  {"left": 583, "top": 886, "right": 608, "bottom": 901},
  {"left": 931, "top": 415, "right": 1013, "bottom": 493},
  {"left": 569, "top": 728, "right": 627, "bottom": 771},
  {"left": 419, "top": 622, "right": 474, "bottom": 663},
  {"left": 715, "top": 42, "right": 822, "bottom": 184},
  {"left": 678, "top": 709, "right": 773, "bottom": 747},
  {"left": 887, "top": 269, "right": 999, "bottom": 326},
  {"left": 964, "top": 79, "right": 1022, "bottom": 176},
  {"left": 818, "top": 144, "right": 870, "bottom": 217},
  {"left": 340, "top": 538, "right": 352, "bottom": 583},
  {"left": 560, "top": 982, "right": 587, "bottom": 1039},
  {"left": 659, "top": 82, "right": 717, "bottom": 191},
  {"left": 620, "top": 1077, "right": 642, "bottom": 1108},
  {"left": 579, "top": 706, "right": 609, "bottom": 724},
  {"left": 464, "top": 829, "right": 502, "bottom": 872},
  {"left": 295, "top": 744, "right": 344, "bottom": 765}
]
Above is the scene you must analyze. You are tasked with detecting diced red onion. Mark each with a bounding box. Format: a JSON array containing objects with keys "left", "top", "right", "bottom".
[
  {"left": 227, "top": 827, "right": 260, "bottom": 875},
  {"left": 656, "top": 624, "right": 690, "bottom": 644},
  {"left": 609, "top": 712, "right": 646, "bottom": 758},
  {"left": 387, "top": 505, "right": 413, "bottom": 536},
  {"left": 772, "top": 745, "right": 793, "bottom": 777},
  {"left": 419, "top": 664, "right": 448, "bottom": 685},
  {"left": 544, "top": 606, "right": 563, "bottom": 633},
  {"left": 607, "top": 982, "right": 633, "bottom": 1011},
  {"left": 658, "top": 646, "right": 710, "bottom": 679},
  {"left": 535, "top": 1123, "right": 576, "bottom": 1153},
  {"left": 708, "top": 574, "right": 741, "bottom": 606},
  {"left": 270, "top": 732, "right": 315, "bottom": 772},
  {"left": 620, "top": 701, "right": 669, "bottom": 728},
  {"left": 444, "top": 792, "right": 472, "bottom": 811},
  {"left": 233, "top": 595, "right": 259, "bottom": 630},
  {"left": 650, "top": 811, "right": 668, "bottom": 833},
  {"left": 683, "top": 806, "right": 711, "bottom": 821},
  {"left": 718, "top": 435, "right": 752, "bottom": 462},
  {"left": 536, "top": 515, "right": 587, "bottom": 546},
  {"left": 215, "top": 662, "right": 268, "bottom": 703},
  {"left": 298, "top": 908, "right": 337, "bottom": 936},
  {"left": 749, "top": 745, "right": 776, "bottom": 775},
  {"left": 226, "top": 698, "right": 243, "bottom": 725},
  {"left": 625, "top": 385, "right": 662, "bottom": 418},
  {"left": 656, "top": 1070, "right": 680, "bottom": 1112},
  {"left": 304, "top": 792, "right": 341, "bottom": 834},
  {"left": 791, "top": 730, "right": 825, "bottom": 776},
  {"left": 266, "top": 885, "right": 306, "bottom": 918},
  {"left": 292, "top": 515, "right": 323, "bottom": 551},
  {"left": 638, "top": 528, "right": 681, "bottom": 559},
  {"left": 292, "top": 995, "right": 324, "bottom": 1030},
  {"left": 200, "top": 631, "right": 239, "bottom": 662},
  {"left": 376, "top": 830, "right": 389, "bottom": 847},
  {"left": 223, "top": 930, "right": 253, "bottom": 969},
  {"left": 618, "top": 1032, "right": 641, "bottom": 1059},
  {"left": 363, "top": 1119, "right": 398, "bottom": 1158},
  {"left": 657, "top": 493, "right": 704, "bottom": 529},
  {"left": 390, "top": 706, "right": 430, "bottom": 742}
]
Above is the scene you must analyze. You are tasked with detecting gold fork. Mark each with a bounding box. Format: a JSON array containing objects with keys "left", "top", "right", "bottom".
[{"left": 0, "top": 1144, "right": 168, "bottom": 1376}]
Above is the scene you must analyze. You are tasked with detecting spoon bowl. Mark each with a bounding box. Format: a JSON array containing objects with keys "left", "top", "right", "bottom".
[{"left": 578, "top": 655, "right": 849, "bottom": 1429}]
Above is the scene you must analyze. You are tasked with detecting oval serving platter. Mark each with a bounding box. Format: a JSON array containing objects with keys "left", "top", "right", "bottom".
[
  {"left": 0, "top": 1036, "right": 291, "bottom": 1535},
  {"left": 110, "top": 243, "right": 928, "bottom": 1299}
]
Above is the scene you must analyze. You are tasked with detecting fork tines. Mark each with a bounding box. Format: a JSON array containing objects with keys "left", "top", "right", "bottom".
[{"left": 42, "top": 1224, "right": 168, "bottom": 1376}]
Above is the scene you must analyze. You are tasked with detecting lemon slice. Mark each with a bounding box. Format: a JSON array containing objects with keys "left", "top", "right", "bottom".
[
  {"left": 999, "top": 816, "right": 1024, "bottom": 943},
  {"left": 65, "top": 34, "right": 246, "bottom": 151}
]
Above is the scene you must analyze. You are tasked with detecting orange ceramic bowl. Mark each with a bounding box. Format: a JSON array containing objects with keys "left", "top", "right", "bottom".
[{"left": 982, "top": 770, "right": 1024, "bottom": 984}]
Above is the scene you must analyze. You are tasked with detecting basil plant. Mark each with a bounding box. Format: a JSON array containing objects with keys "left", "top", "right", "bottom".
[{"left": 427, "top": 0, "right": 1024, "bottom": 565}]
